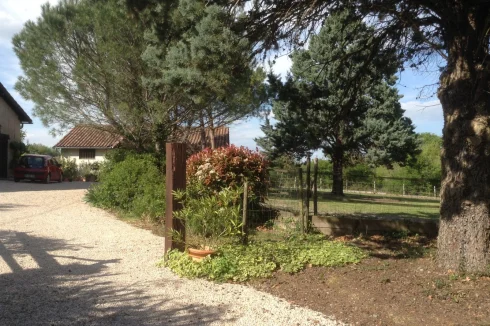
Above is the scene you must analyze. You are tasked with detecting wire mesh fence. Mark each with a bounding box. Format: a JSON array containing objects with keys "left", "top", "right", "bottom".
[{"left": 265, "top": 168, "right": 441, "bottom": 221}]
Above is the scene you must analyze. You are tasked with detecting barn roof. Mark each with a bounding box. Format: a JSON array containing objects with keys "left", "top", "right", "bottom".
[{"left": 54, "top": 125, "right": 122, "bottom": 148}]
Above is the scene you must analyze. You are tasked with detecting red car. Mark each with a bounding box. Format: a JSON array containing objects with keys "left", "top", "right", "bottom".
[{"left": 14, "top": 154, "right": 63, "bottom": 183}]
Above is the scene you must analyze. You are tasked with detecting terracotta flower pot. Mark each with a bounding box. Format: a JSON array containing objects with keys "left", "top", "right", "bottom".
[{"left": 187, "top": 248, "right": 216, "bottom": 262}]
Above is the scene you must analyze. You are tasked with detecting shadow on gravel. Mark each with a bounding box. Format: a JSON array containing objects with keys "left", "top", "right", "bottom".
[
  {"left": 0, "top": 180, "right": 92, "bottom": 193},
  {"left": 0, "top": 203, "right": 30, "bottom": 211},
  {"left": 0, "top": 231, "right": 231, "bottom": 325}
]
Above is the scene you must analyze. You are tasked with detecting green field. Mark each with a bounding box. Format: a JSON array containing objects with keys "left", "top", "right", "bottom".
[{"left": 267, "top": 190, "right": 440, "bottom": 220}]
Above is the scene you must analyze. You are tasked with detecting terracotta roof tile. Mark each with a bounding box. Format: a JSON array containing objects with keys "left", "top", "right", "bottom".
[
  {"left": 187, "top": 126, "right": 229, "bottom": 148},
  {"left": 55, "top": 125, "right": 229, "bottom": 149},
  {"left": 54, "top": 125, "right": 122, "bottom": 148}
]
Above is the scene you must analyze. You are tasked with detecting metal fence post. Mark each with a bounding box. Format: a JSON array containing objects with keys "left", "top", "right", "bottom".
[
  {"left": 313, "top": 158, "right": 318, "bottom": 216},
  {"left": 242, "top": 181, "right": 248, "bottom": 245},
  {"left": 298, "top": 167, "right": 305, "bottom": 234},
  {"left": 306, "top": 157, "right": 311, "bottom": 231}
]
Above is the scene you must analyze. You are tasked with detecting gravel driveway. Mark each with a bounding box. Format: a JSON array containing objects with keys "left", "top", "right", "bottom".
[{"left": 0, "top": 180, "right": 343, "bottom": 326}]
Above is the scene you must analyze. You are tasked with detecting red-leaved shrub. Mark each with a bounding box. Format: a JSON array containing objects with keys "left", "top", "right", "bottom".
[{"left": 186, "top": 145, "right": 269, "bottom": 199}]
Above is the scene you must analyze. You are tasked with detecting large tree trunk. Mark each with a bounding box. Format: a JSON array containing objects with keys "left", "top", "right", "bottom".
[
  {"left": 207, "top": 111, "right": 216, "bottom": 149},
  {"left": 199, "top": 113, "right": 207, "bottom": 150},
  {"left": 437, "top": 29, "right": 490, "bottom": 273},
  {"left": 331, "top": 144, "right": 344, "bottom": 195}
]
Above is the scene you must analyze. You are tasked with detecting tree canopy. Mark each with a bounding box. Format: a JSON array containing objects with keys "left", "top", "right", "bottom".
[
  {"left": 237, "top": 0, "right": 490, "bottom": 273},
  {"left": 14, "top": 0, "right": 157, "bottom": 150},
  {"left": 257, "top": 11, "right": 418, "bottom": 194},
  {"left": 14, "top": 0, "right": 263, "bottom": 152},
  {"left": 133, "top": 0, "right": 266, "bottom": 148}
]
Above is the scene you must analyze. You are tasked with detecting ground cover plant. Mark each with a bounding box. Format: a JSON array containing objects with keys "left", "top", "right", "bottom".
[
  {"left": 268, "top": 191, "right": 440, "bottom": 220},
  {"left": 250, "top": 233, "right": 490, "bottom": 326},
  {"left": 164, "top": 234, "right": 365, "bottom": 282}
]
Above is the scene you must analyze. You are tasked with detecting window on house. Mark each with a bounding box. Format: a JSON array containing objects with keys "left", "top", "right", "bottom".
[{"left": 79, "top": 149, "right": 96, "bottom": 159}]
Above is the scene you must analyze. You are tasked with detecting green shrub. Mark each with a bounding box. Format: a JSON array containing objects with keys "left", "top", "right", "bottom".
[
  {"left": 163, "top": 235, "right": 366, "bottom": 282},
  {"left": 86, "top": 153, "right": 165, "bottom": 221},
  {"left": 58, "top": 157, "right": 78, "bottom": 180},
  {"left": 100, "top": 149, "right": 136, "bottom": 174},
  {"left": 186, "top": 145, "right": 269, "bottom": 199},
  {"left": 9, "top": 141, "right": 27, "bottom": 168},
  {"left": 26, "top": 143, "right": 58, "bottom": 156},
  {"left": 78, "top": 161, "right": 100, "bottom": 181},
  {"left": 173, "top": 184, "right": 243, "bottom": 248}
]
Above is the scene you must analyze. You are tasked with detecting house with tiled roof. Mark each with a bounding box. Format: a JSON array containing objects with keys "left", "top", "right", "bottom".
[
  {"left": 186, "top": 126, "right": 230, "bottom": 153},
  {"left": 55, "top": 125, "right": 229, "bottom": 164},
  {"left": 0, "top": 82, "right": 32, "bottom": 178},
  {"left": 54, "top": 125, "right": 122, "bottom": 165}
]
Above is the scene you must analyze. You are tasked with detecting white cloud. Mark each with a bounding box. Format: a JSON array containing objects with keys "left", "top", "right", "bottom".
[
  {"left": 0, "top": 0, "right": 60, "bottom": 146},
  {"left": 230, "top": 120, "right": 263, "bottom": 149},
  {"left": 0, "top": 0, "right": 58, "bottom": 45},
  {"left": 24, "top": 127, "right": 58, "bottom": 146},
  {"left": 401, "top": 99, "right": 443, "bottom": 135},
  {"left": 402, "top": 99, "right": 441, "bottom": 119},
  {"left": 270, "top": 55, "right": 292, "bottom": 79}
]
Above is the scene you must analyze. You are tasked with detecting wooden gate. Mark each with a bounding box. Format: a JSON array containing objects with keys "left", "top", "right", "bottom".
[{"left": 0, "top": 134, "right": 9, "bottom": 179}]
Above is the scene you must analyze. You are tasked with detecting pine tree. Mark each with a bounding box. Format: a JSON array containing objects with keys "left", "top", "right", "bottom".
[{"left": 263, "top": 11, "right": 418, "bottom": 195}]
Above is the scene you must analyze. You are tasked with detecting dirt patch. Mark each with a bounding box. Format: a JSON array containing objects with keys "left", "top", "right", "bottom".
[{"left": 249, "top": 235, "right": 490, "bottom": 326}]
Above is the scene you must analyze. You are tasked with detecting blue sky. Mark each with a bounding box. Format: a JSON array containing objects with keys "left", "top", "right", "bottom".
[{"left": 0, "top": 1, "right": 444, "bottom": 149}]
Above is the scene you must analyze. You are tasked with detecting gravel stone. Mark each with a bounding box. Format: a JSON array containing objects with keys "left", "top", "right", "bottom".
[{"left": 0, "top": 180, "right": 345, "bottom": 325}]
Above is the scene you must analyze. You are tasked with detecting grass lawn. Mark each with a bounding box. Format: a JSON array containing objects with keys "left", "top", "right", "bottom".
[{"left": 267, "top": 190, "right": 440, "bottom": 219}]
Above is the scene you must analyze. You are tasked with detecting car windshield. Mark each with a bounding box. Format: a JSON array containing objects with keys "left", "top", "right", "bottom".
[{"left": 19, "top": 156, "right": 45, "bottom": 168}]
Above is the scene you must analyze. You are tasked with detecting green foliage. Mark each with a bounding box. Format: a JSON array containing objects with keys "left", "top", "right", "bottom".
[
  {"left": 375, "top": 133, "right": 441, "bottom": 182},
  {"left": 186, "top": 145, "right": 269, "bottom": 199},
  {"left": 15, "top": 0, "right": 263, "bottom": 152},
  {"left": 236, "top": 0, "right": 490, "bottom": 273},
  {"left": 261, "top": 11, "right": 418, "bottom": 194},
  {"left": 86, "top": 153, "right": 165, "bottom": 221},
  {"left": 26, "top": 143, "right": 58, "bottom": 156},
  {"left": 78, "top": 162, "right": 100, "bottom": 181},
  {"left": 163, "top": 235, "right": 365, "bottom": 282},
  {"left": 255, "top": 113, "right": 298, "bottom": 170},
  {"left": 99, "top": 149, "right": 136, "bottom": 173},
  {"left": 58, "top": 157, "right": 78, "bottom": 180},
  {"left": 13, "top": 0, "right": 167, "bottom": 151},
  {"left": 411, "top": 133, "right": 442, "bottom": 180},
  {"left": 139, "top": 0, "right": 264, "bottom": 135},
  {"left": 173, "top": 184, "right": 243, "bottom": 247},
  {"left": 345, "top": 163, "right": 374, "bottom": 181},
  {"left": 9, "top": 141, "right": 27, "bottom": 168}
]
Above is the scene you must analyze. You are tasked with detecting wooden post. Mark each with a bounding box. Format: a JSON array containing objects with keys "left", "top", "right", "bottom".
[
  {"left": 298, "top": 167, "right": 305, "bottom": 234},
  {"left": 313, "top": 158, "right": 318, "bottom": 216},
  {"left": 242, "top": 181, "right": 249, "bottom": 245},
  {"left": 306, "top": 157, "right": 311, "bottom": 231},
  {"left": 164, "top": 143, "right": 186, "bottom": 254}
]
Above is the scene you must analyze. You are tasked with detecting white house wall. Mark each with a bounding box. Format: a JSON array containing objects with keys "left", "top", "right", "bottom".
[{"left": 60, "top": 148, "right": 111, "bottom": 165}]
